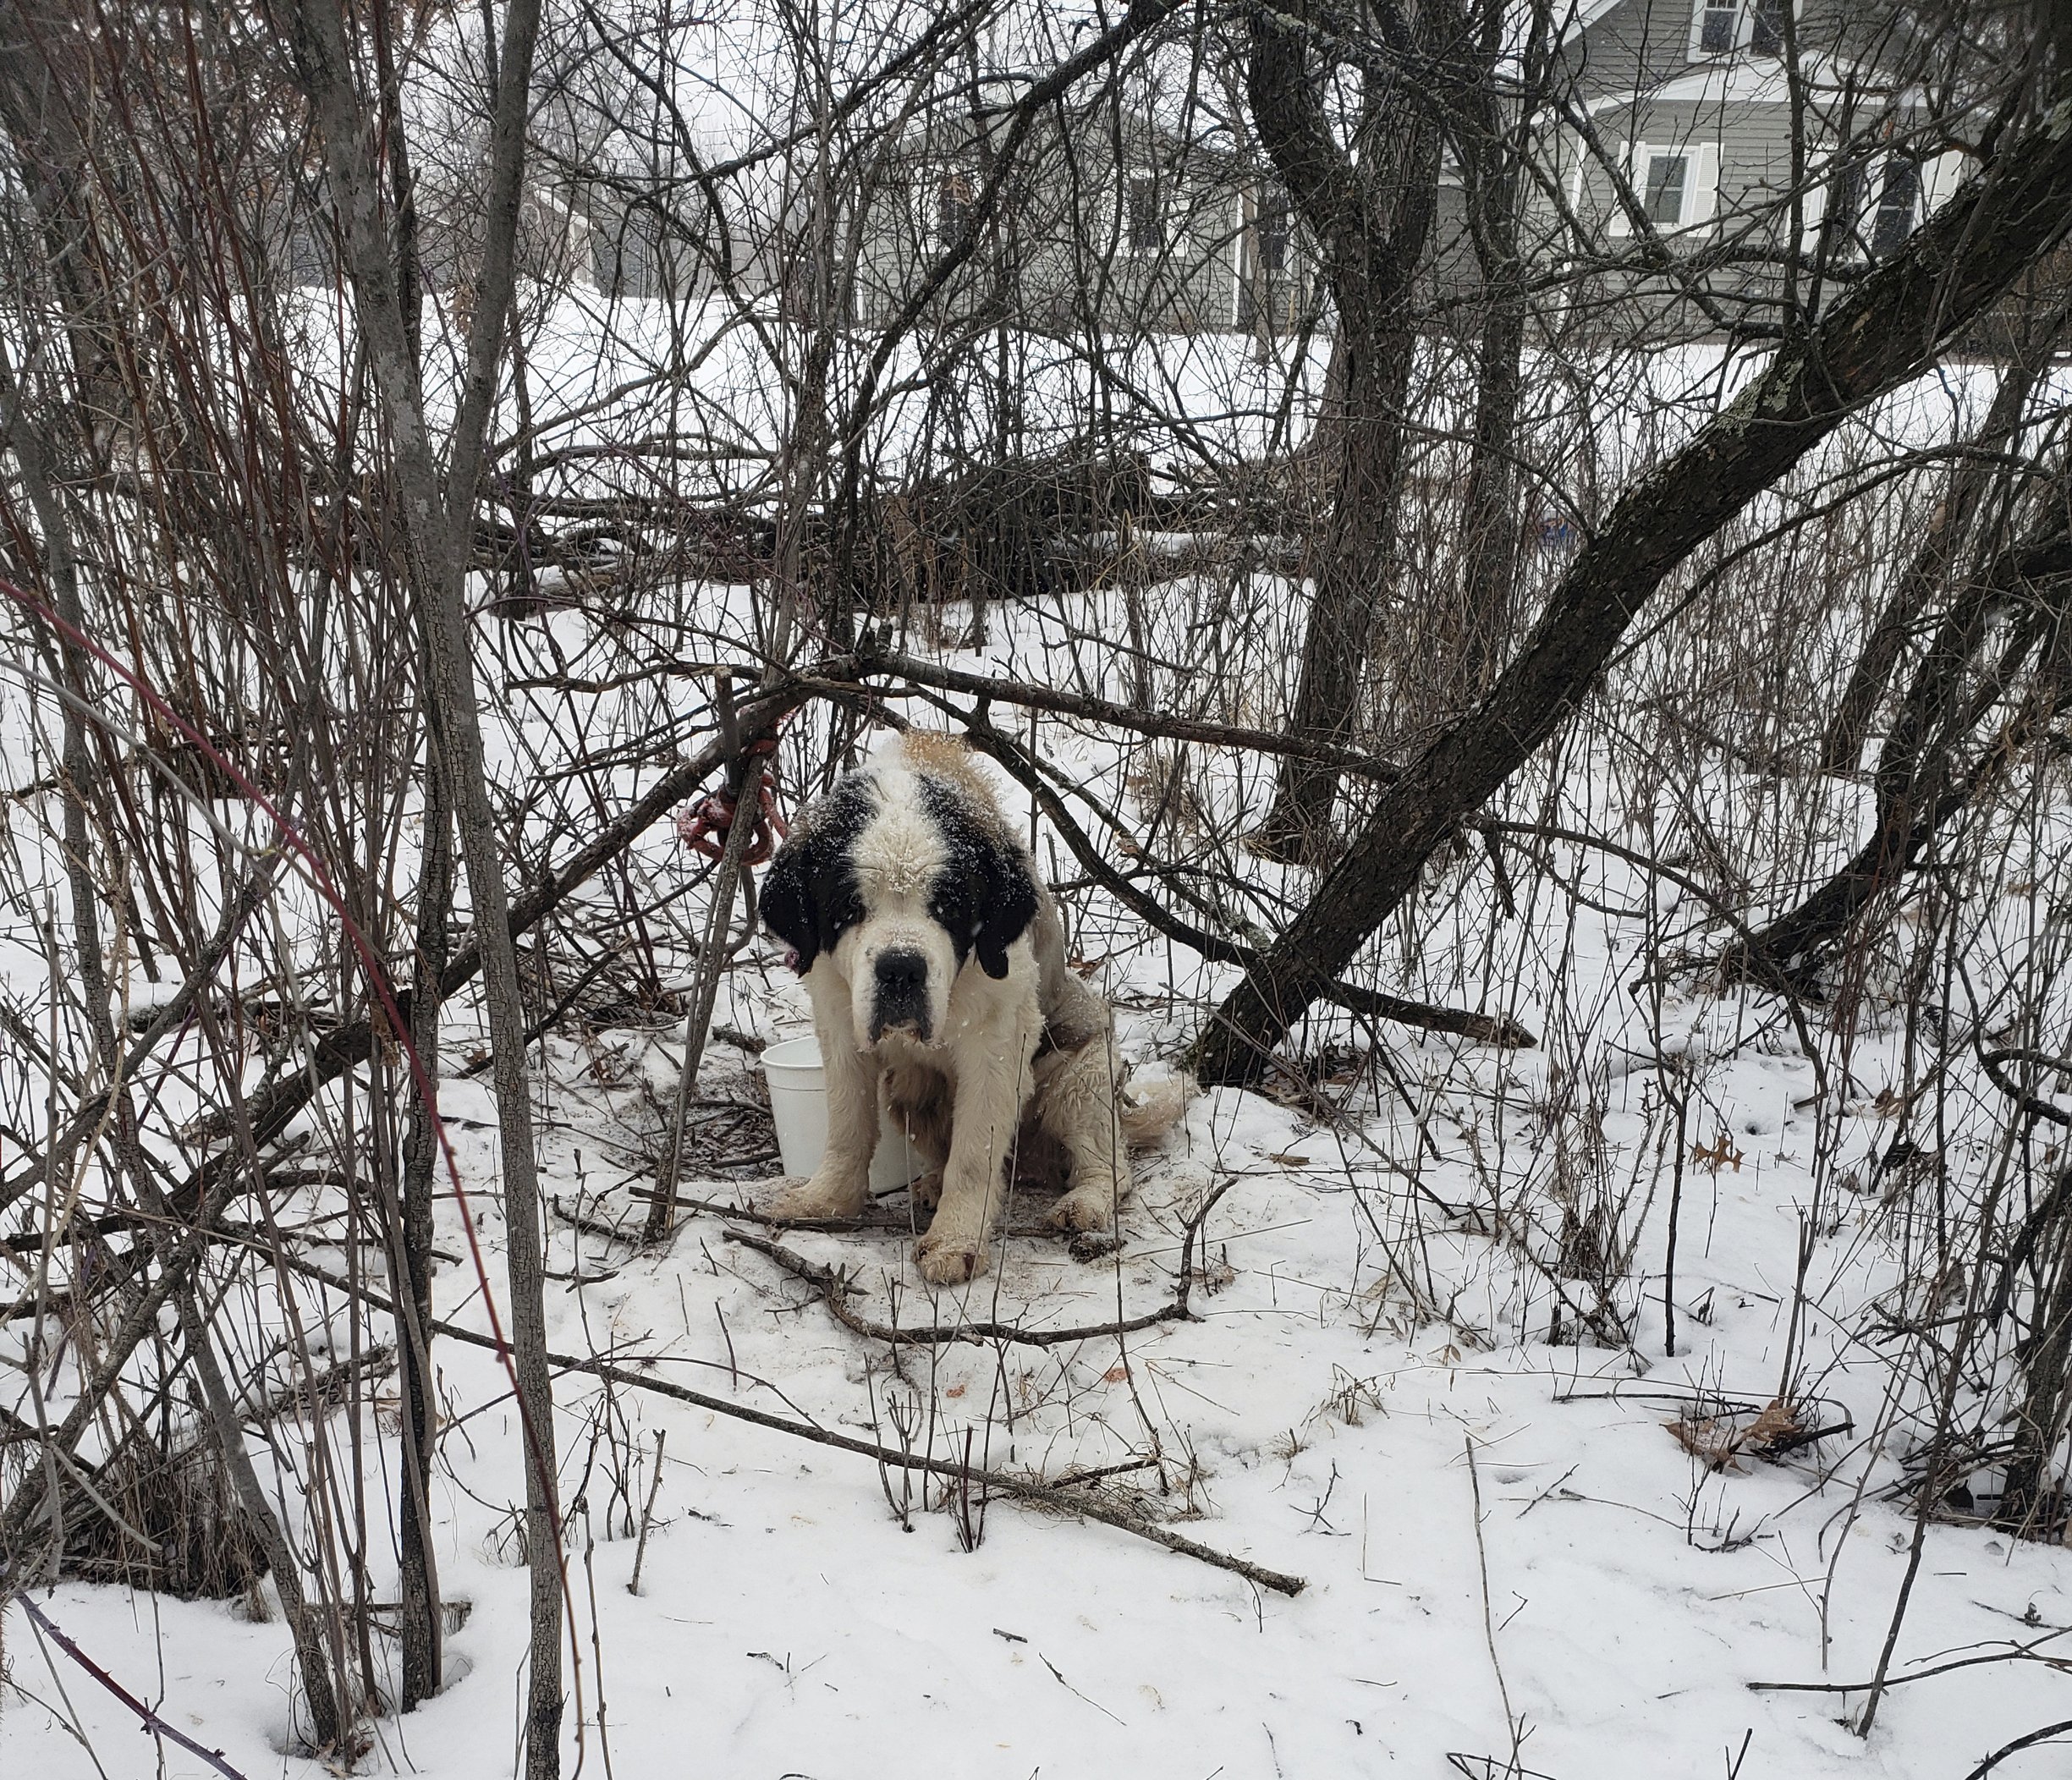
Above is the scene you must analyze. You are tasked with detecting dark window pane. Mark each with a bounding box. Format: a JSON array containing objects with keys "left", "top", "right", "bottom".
[
  {"left": 1646, "top": 153, "right": 1689, "bottom": 226},
  {"left": 1871, "top": 156, "right": 1921, "bottom": 256},
  {"left": 1128, "top": 177, "right": 1163, "bottom": 254},
  {"left": 1259, "top": 192, "right": 1290, "bottom": 274},
  {"left": 1700, "top": 1, "right": 1739, "bottom": 52}
]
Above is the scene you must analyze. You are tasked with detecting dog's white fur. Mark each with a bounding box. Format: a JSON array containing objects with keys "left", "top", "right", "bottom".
[{"left": 761, "top": 733, "right": 1184, "bottom": 1284}]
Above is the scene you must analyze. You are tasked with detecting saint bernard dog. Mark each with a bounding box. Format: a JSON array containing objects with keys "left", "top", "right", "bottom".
[{"left": 761, "top": 732, "right": 1185, "bottom": 1284}]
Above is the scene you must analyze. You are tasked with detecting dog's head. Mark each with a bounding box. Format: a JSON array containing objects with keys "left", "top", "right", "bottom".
[{"left": 761, "top": 744, "right": 1037, "bottom": 1048}]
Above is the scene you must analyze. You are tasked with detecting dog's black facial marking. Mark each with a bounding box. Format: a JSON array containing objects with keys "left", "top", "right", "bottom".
[
  {"left": 761, "top": 776, "right": 873, "bottom": 973},
  {"left": 919, "top": 777, "right": 1037, "bottom": 981}
]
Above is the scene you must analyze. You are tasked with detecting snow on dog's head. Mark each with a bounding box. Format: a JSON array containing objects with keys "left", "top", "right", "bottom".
[{"left": 761, "top": 733, "right": 1038, "bottom": 1049}]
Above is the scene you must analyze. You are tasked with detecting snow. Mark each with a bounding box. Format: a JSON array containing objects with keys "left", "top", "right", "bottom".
[
  {"left": 8, "top": 316, "right": 2072, "bottom": 1780},
  {"left": 14, "top": 1047, "right": 2072, "bottom": 1780}
]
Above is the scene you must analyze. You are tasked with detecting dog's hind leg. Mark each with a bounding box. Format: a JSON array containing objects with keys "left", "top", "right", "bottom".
[{"left": 1040, "top": 1037, "right": 1129, "bottom": 1236}]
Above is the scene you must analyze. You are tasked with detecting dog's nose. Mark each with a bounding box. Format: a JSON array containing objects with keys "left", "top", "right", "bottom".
[
  {"left": 870, "top": 949, "right": 932, "bottom": 1042},
  {"left": 874, "top": 949, "right": 927, "bottom": 1000}
]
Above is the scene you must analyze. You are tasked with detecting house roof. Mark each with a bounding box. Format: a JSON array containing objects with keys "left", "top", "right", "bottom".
[
  {"left": 1580, "top": 52, "right": 1921, "bottom": 115},
  {"left": 1558, "top": 0, "right": 1630, "bottom": 45}
]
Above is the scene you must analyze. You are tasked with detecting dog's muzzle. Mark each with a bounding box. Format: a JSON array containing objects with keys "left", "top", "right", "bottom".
[{"left": 868, "top": 948, "right": 932, "bottom": 1043}]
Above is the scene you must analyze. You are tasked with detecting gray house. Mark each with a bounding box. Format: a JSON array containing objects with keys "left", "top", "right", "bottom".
[
  {"left": 846, "top": 100, "right": 1315, "bottom": 338},
  {"left": 1539, "top": 0, "right": 1971, "bottom": 335},
  {"left": 840, "top": 3, "right": 1970, "bottom": 342}
]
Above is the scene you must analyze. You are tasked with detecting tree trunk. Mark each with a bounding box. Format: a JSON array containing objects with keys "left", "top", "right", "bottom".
[
  {"left": 395, "top": 719, "right": 451, "bottom": 1709},
  {"left": 1244, "top": 0, "right": 1442, "bottom": 863},
  {"left": 1193, "top": 107, "right": 2072, "bottom": 1085},
  {"left": 1735, "top": 517, "right": 2072, "bottom": 978},
  {"left": 1450, "top": 0, "right": 1534, "bottom": 697},
  {"left": 282, "top": 0, "right": 563, "bottom": 1769},
  {"left": 1998, "top": 1173, "right": 2072, "bottom": 1533}
]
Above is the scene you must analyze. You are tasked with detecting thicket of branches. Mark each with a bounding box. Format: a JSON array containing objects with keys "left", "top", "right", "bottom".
[{"left": 3, "top": 0, "right": 2072, "bottom": 1771}]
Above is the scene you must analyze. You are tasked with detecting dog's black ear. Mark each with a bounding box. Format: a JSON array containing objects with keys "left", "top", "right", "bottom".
[
  {"left": 761, "top": 831, "right": 819, "bottom": 973},
  {"left": 972, "top": 837, "right": 1038, "bottom": 981}
]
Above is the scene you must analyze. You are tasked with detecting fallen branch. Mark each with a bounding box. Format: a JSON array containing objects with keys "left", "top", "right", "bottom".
[
  {"left": 720, "top": 1212, "right": 1208, "bottom": 1349},
  {"left": 833, "top": 649, "right": 1404, "bottom": 783},
  {"left": 9, "top": 1591, "right": 253, "bottom": 1780},
  {"left": 1749, "top": 1623, "right": 2072, "bottom": 1695},
  {"left": 279, "top": 1249, "right": 1305, "bottom": 1596},
  {"left": 959, "top": 711, "right": 1535, "bottom": 1047},
  {"left": 634, "top": 1186, "right": 1063, "bottom": 1239},
  {"left": 1962, "top": 1720, "right": 2072, "bottom": 1780}
]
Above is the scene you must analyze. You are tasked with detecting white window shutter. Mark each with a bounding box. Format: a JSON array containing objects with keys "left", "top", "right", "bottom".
[
  {"left": 1797, "top": 178, "right": 1827, "bottom": 256},
  {"left": 1686, "top": 143, "right": 1721, "bottom": 231},
  {"left": 1922, "top": 149, "right": 1969, "bottom": 215},
  {"left": 1608, "top": 140, "right": 1635, "bottom": 237}
]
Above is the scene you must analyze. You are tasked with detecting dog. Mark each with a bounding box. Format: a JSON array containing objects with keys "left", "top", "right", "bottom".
[{"left": 760, "top": 732, "right": 1184, "bottom": 1284}]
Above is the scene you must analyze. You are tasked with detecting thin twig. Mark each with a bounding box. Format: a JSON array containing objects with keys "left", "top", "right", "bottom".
[
  {"left": 280, "top": 1253, "right": 1306, "bottom": 1596},
  {"left": 12, "top": 1589, "right": 254, "bottom": 1780},
  {"left": 1465, "top": 1436, "right": 1524, "bottom": 1772},
  {"left": 723, "top": 1226, "right": 1194, "bottom": 1348},
  {"left": 628, "top": 1428, "right": 667, "bottom": 1597}
]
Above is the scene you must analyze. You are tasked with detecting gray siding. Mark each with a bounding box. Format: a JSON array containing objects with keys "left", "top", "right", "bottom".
[{"left": 847, "top": 116, "right": 1316, "bottom": 337}]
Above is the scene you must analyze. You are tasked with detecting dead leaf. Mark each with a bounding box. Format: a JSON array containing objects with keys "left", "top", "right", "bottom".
[
  {"left": 1668, "top": 1414, "right": 1746, "bottom": 1472},
  {"left": 1267, "top": 1152, "right": 1311, "bottom": 1167},
  {"left": 943, "top": 1382, "right": 966, "bottom": 1399},
  {"left": 1692, "top": 1133, "right": 1744, "bottom": 1173},
  {"left": 1668, "top": 1397, "right": 1806, "bottom": 1471},
  {"left": 1103, "top": 1365, "right": 1129, "bottom": 1383},
  {"left": 1745, "top": 1397, "right": 1805, "bottom": 1450}
]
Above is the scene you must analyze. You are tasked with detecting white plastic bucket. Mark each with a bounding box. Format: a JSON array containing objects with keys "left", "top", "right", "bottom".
[{"left": 761, "top": 1035, "right": 923, "bottom": 1191}]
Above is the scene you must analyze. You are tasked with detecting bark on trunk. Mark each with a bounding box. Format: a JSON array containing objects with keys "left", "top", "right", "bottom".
[
  {"left": 1998, "top": 1177, "right": 2072, "bottom": 1533},
  {"left": 1450, "top": 1, "right": 1535, "bottom": 696},
  {"left": 1243, "top": 0, "right": 1443, "bottom": 862},
  {"left": 281, "top": 0, "right": 563, "bottom": 1768},
  {"left": 1193, "top": 106, "right": 2072, "bottom": 1085},
  {"left": 396, "top": 718, "right": 451, "bottom": 1709},
  {"left": 1735, "top": 518, "right": 2072, "bottom": 978}
]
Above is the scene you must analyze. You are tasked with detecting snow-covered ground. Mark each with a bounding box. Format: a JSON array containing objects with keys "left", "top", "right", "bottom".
[
  {"left": 8, "top": 310, "right": 2072, "bottom": 1777},
  {"left": 12, "top": 1010, "right": 2071, "bottom": 1780},
  {"left": 11, "top": 621, "right": 2072, "bottom": 1780}
]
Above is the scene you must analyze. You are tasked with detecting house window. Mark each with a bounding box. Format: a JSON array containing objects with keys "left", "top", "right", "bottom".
[
  {"left": 936, "top": 171, "right": 974, "bottom": 250},
  {"left": 1870, "top": 155, "right": 1921, "bottom": 256},
  {"left": 1828, "top": 149, "right": 1922, "bottom": 259},
  {"left": 1646, "top": 152, "right": 1690, "bottom": 227},
  {"left": 1609, "top": 143, "right": 1718, "bottom": 239},
  {"left": 1256, "top": 190, "right": 1290, "bottom": 275},
  {"left": 1691, "top": 0, "right": 1786, "bottom": 57},
  {"left": 1126, "top": 175, "right": 1164, "bottom": 256}
]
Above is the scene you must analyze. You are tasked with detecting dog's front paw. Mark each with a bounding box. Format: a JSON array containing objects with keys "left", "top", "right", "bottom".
[
  {"left": 914, "top": 1223, "right": 989, "bottom": 1285},
  {"left": 770, "top": 1168, "right": 868, "bottom": 1221},
  {"left": 1047, "top": 1178, "right": 1118, "bottom": 1235}
]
